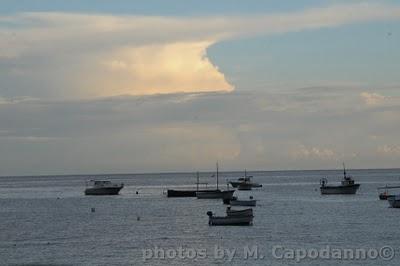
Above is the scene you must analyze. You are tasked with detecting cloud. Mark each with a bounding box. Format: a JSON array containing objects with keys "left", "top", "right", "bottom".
[
  {"left": 1, "top": 3, "right": 400, "bottom": 98},
  {"left": 360, "top": 92, "right": 386, "bottom": 106},
  {"left": 377, "top": 144, "right": 400, "bottom": 156},
  {"left": 290, "top": 144, "right": 336, "bottom": 160}
]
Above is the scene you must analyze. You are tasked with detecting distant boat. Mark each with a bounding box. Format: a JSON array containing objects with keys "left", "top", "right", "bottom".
[
  {"left": 377, "top": 185, "right": 400, "bottom": 200},
  {"left": 196, "top": 162, "right": 235, "bottom": 200},
  {"left": 229, "top": 170, "right": 262, "bottom": 188},
  {"left": 320, "top": 164, "right": 360, "bottom": 195},
  {"left": 167, "top": 172, "right": 219, "bottom": 197},
  {"left": 207, "top": 211, "right": 253, "bottom": 226},
  {"left": 84, "top": 180, "right": 124, "bottom": 195},
  {"left": 387, "top": 195, "right": 400, "bottom": 208},
  {"left": 230, "top": 196, "right": 257, "bottom": 206}
]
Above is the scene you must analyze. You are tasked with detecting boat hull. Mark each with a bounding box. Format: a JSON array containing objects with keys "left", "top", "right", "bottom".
[
  {"left": 320, "top": 184, "right": 360, "bottom": 195},
  {"left": 167, "top": 189, "right": 219, "bottom": 197},
  {"left": 84, "top": 186, "right": 123, "bottom": 195},
  {"left": 226, "top": 208, "right": 253, "bottom": 217},
  {"left": 208, "top": 215, "right": 253, "bottom": 226},
  {"left": 196, "top": 190, "right": 235, "bottom": 199},
  {"left": 230, "top": 200, "right": 257, "bottom": 207}
]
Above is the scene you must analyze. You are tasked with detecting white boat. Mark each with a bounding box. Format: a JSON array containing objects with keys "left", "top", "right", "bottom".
[
  {"left": 207, "top": 211, "right": 253, "bottom": 226},
  {"left": 226, "top": 207, "right": 253, "bottom": 217},
  {"left": 229, "top": 170, "right": 262, "bottom": 188},
  {"left": 84, "top": 180, "right": 124, "bottom": 195},
  {"left": 320, "top": 164, "right": 360, "bottom": 195},
  {"left": 230, "top": 196, "right": 257, "bottom": 206},
  {"left": 388, "top": 195, "right": 400, "bottom": 208}
]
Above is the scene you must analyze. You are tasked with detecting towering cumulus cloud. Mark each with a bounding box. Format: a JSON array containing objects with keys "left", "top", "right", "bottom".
[{"left": 1, "top": 3, "right": 400, "bottom": 99}]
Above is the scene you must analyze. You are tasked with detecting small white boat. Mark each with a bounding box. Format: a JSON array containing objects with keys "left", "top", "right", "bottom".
[
  {"left": 207, "top": 211, "right": 253, "bottom": 226},
  {"left": 230, "top": 196, "right": 257, "bottom": 206},
  {"left": 226, "top": 207, "right": 253, "bottom": 217},
  {"left": 84, "top": 180, "right": 124, "bottom": 195},
  {"left": 229, "top": 170, "right": 262, "bottom": 188},
  {"left": 388, "top": 195, "right": 400, "bottom": 208}
]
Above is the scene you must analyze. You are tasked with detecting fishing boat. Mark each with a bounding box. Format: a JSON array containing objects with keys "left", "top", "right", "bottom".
[
  {"left": 226, "top": 207, "right": 253, "bottom": 217},
  {"left": 320, "top": 164, "right": 360, "bottom": 195},
  {"left": 84, "top": 180, "right": 124, "bottom": 195},
  {"left": 387, "top": 195, "right": 400, "bottom": 208},
  {"left": 230, "top": 196, "right": 257, "bottom": 206},
  {"left": 229, "top": 170, "right": 262, "bottom": 188},
  {"left": 207, "top": 211, "right": 253, "bottom": 226},
  {"left": 196, "top": 163, "right": 235, "bottom": 200},
  {"left": 377, "top": 185, "right": 400, "bottom": 200},
  {"left": 167, "top": 172, "right": 219, "bottom": 197}
]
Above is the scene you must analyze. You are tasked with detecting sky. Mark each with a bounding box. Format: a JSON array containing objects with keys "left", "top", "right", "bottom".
[{"left": 0, "top": 1, "right": 400, "bottom": 176}]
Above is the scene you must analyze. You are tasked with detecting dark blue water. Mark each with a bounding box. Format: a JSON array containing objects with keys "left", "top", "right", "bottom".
[{"left": 1, "top": 169, "right": 400, "bottom": 265}]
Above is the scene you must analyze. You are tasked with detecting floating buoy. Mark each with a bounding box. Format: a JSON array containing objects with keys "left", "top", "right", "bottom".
[{"left": 136, "top": 191, "right": 139, "bottom": 195}]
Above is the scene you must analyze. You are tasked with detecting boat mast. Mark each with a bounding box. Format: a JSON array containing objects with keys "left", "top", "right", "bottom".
[
  {"left": 196, "top": 171, "right": 199, "bottom": 192},
  {"left": 216, "top": 162, "right": 219, "bottom": 190},
  {"left": 343, "top": 162, "right": 347, "bottom": 179}
]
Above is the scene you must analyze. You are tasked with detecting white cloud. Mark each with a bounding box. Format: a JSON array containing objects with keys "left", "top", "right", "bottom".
[
  {"left": 377, "top": 144, "right": 400, "bottom": 156},
  {"left": 1, "top": 3, "right": 400, "bottom": 98},
  {"left": 290, "top": 144, "right": 336, "bottom": 160},
  {"left": 360, "top": 92, "right": 386, "bottom": 105}
]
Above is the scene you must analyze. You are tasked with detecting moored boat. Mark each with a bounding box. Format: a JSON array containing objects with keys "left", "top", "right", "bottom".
[
  {"left": 167, "top": 172, "right": 219, "bottom": 197},
  {"left": 207, "top": 211, "right": 253, "bottom": 226},
  {"left": 320, "top": 164, "right": 360, "bottom": 195},
  {"left": 377, "top": 185, "right": 400, "bottom": 200},
  {"left": 196, "top": 162, "right": 235, "bottom": 200},
  {"left": 84, "top": 180, "right": 124, "bottom": 195},
  {"left": 229, "top": 170, "right": 262, "bottom": 188}
]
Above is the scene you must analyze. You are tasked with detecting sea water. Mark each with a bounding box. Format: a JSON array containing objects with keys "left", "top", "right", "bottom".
[{"left": 1, "top": 169, "right": 400, "bottom": 265}]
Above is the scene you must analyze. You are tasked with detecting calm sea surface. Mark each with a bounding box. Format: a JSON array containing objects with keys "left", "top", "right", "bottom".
[{"left": 1, "top": 169, "right": 400, "bottom": 265}]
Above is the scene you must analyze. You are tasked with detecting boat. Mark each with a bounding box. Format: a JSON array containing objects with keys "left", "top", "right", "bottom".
[
  {"left": 377, "top": 185, "right": 400, "bottom": 200},
  {"left": 207, "top": 211, "right": 253, "bottom": 226},
  {"left": 226, "top": 207, "right": 253, "bottom": 217},
  {"left": 388, "top": 195, "right": 400, "bottom": 208},
  {"left": 230, "top": 196, "right": 257, "bottom": 206},
  {"left": 167, "top": 189, "right": 219, "bottom": 197},
  {"left": 84, "top": 180, "right": 124, "bottom": 195},
  {"left": 167, "top": 172, "right": 219, "bottom": 197},
  {"left": 229, "top": 170, "right": 262, "bottom": 188},
  {"left": 320, "top": 164, "right": 360, "bottom": 195},
  {"left": 196, "top": 163, "right": 235, "bottom": 200}
]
